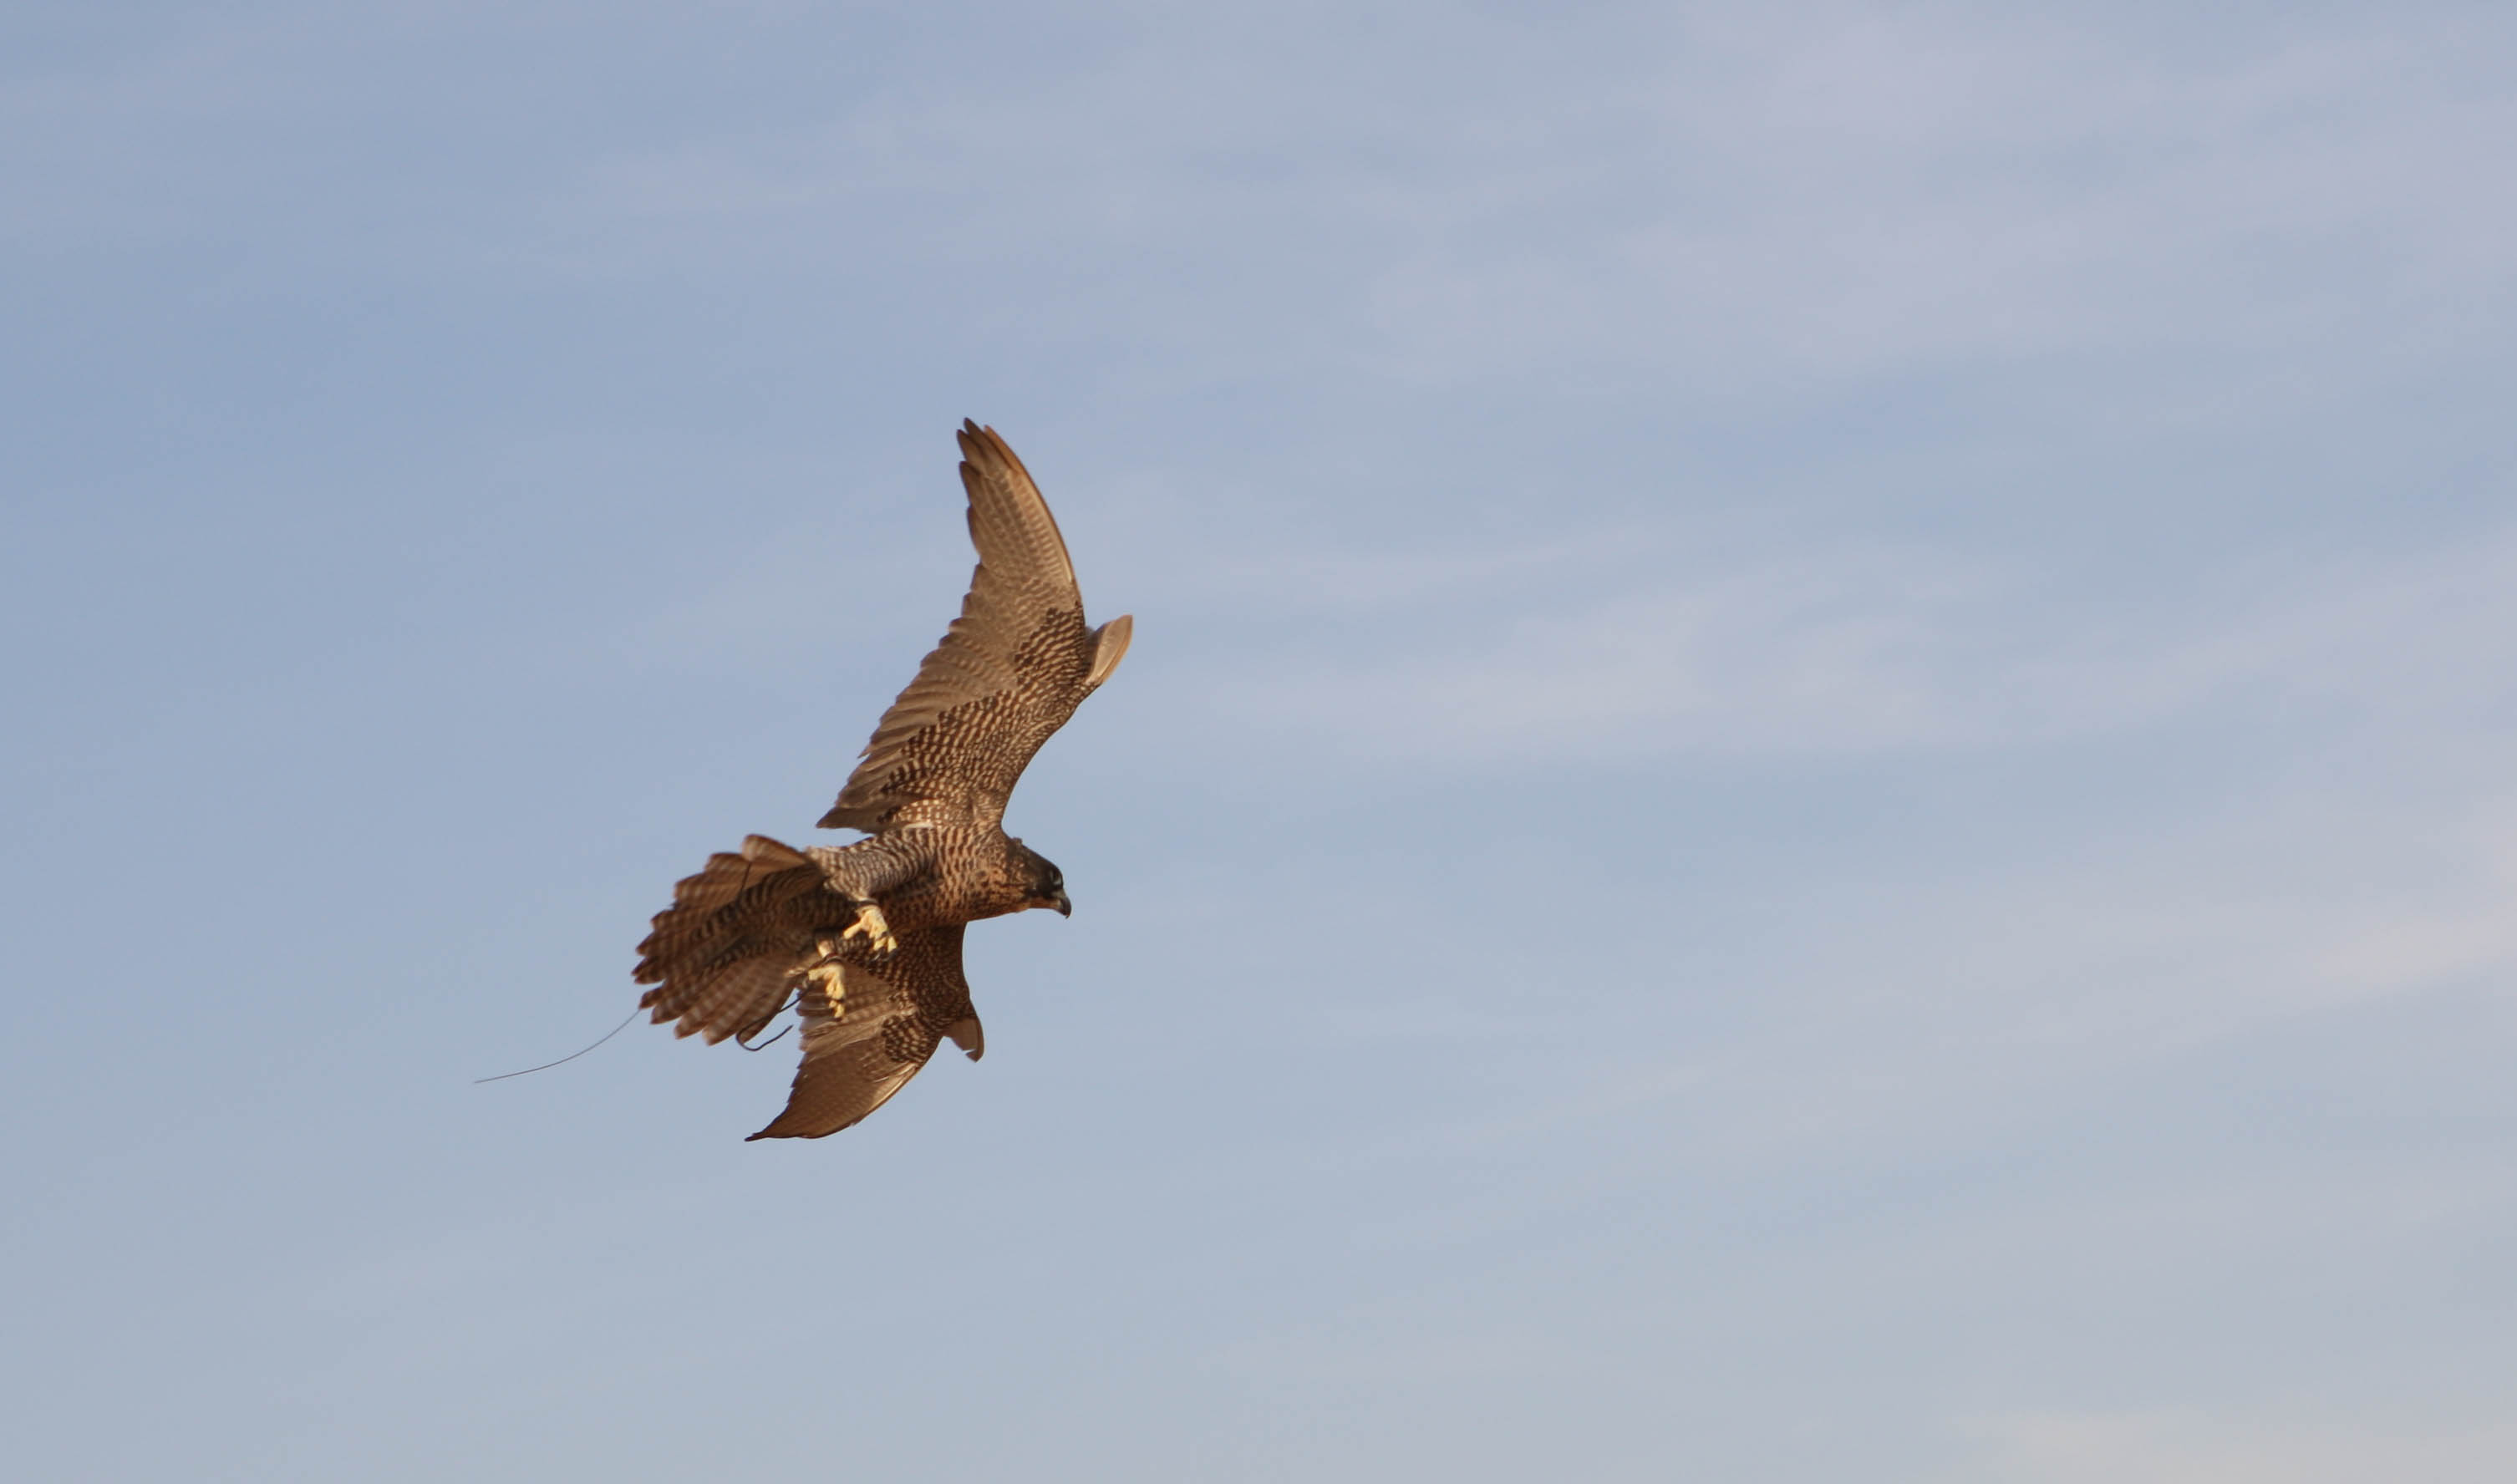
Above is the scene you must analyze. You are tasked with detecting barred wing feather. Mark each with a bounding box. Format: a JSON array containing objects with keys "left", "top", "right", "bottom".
[
  {"left": 747, "top": 925, "right": 980, "bottom": 1141},
  {"left": 819, "top": 422, "right": 1131, "bottom": 833}
]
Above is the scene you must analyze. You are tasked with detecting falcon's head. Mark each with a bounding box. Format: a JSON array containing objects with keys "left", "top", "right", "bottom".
[{"left": 1008, "top": 838, "right": 1072, "bottom": 917}]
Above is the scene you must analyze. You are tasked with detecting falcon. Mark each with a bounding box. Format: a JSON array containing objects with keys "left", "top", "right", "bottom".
[{"left": 633, "top": 422, "right": 1132, "bottom": 1140}]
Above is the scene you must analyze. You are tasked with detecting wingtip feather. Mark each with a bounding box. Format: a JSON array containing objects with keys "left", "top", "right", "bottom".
[{"left": 1086, "top": 612, "right": 1132, "bottom": 687}]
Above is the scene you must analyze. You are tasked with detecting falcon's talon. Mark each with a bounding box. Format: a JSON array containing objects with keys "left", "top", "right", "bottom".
[{"left": 840, "top": 902, "right": 898, "bottom": 959}]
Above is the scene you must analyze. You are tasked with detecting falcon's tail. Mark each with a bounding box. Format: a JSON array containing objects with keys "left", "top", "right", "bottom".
[{"left": 634, "top": 835, "right": 825, "bottom": 1045}]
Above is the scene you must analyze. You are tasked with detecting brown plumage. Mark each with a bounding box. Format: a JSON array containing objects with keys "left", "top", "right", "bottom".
[{"left": 633, "top": 422, "right": 1132, "bottom": 1140}]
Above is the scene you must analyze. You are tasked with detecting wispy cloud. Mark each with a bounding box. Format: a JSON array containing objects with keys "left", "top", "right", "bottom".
[
  {"left": 537, "top": 4, "right": 2517, "bottom": 387},
  {"left": 1206, "top": 527, "right": 2517, "bottom": 762}
]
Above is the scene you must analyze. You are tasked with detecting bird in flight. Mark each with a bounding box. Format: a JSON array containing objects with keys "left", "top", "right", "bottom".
[{"left": 633, "top": 422, "right": 1132, "bottom": 1140}]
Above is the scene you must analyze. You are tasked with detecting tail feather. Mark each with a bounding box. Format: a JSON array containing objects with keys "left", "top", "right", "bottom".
[
  {"left": 636, "top": 836, "right": 828, "bottom": 1044},
  {"left": 641, "top": 953, "right": 796, "bottom": 1044}
]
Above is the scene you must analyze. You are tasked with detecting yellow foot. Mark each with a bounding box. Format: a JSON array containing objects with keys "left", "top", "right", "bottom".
[{"left": 839, "top": 901, "right": 898, "bottom": 959}]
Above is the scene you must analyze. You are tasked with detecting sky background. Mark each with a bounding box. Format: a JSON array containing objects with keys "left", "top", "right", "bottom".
[{"left": 5, "top": 3, "right": 2515, "bottom": 1479}]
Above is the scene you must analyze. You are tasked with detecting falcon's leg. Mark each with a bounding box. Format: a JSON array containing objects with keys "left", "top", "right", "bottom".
[
  {"left": 797, "top": 905, "right": 890, "bottom": 1014},
  {"left": 839, "top": 900, "right": 898, "bottom": 959},
  {"left": 801, "top": 946, "right": 844, "bottom": 999}
]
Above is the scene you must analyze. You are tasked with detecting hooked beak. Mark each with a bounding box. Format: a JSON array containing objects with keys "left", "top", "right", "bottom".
[{"left": 1049, "top": 888, "right": 1071, "bottom": 917}]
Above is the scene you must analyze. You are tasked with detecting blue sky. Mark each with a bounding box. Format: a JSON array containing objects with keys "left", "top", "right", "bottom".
[{"left": 5, "top": 3, "right": 2514, "bottom": 1479}]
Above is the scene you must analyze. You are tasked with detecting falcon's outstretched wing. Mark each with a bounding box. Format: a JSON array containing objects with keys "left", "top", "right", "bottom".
[
  {"left": 747, "top": 925, "right": 984, "bottom": 1140},
  {"left": 819, "top": 422, "right": 1131, "bottom": 833}
]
